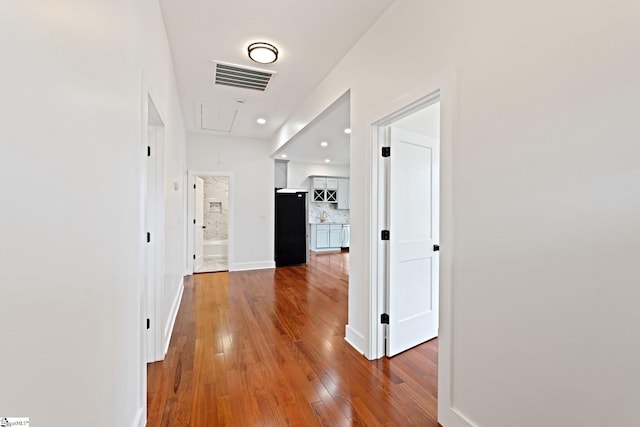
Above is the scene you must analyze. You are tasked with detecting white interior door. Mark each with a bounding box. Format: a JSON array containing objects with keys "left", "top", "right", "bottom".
[
  {"left": 387, "top": 126, "right": 440, "bottom": 356},
  {"left": 194, "top": 177, "right": 204, "bottom": 272}
]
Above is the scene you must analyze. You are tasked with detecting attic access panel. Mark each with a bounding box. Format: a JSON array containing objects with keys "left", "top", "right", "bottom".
[{"left": 200, "top": 103, "right": 237, "bottom": 132}]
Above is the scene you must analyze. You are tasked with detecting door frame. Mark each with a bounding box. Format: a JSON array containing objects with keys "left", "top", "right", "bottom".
[
  {"left": 145, "top": 95, "right": 166, "bottom": 364},
  {"left": 373, "top": 92, "right": 441, "bottom": 358},
  {"left": 186, "top": 171, "right": 234, "bottom": 274},
  {"left": 193, "top": 176, "right": 205, "bottom": 272},
  {"left": 367, "top": 67, "right": 465, "bottom": 426}
]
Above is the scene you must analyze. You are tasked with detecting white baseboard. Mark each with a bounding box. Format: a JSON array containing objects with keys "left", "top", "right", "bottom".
[
  {"left": 131, "top": 407, "right": 145, "bottom": 427},
  {"left": 439, "top": 406, "right": 477, "bottom": 427},
  {"left": 204, "top": 255, "right": 227, "bottom": 260},
  {"left": 345, "top": 325, "right": 367, "bottom": 357},
  {"left": 230, "top": 260, "right": 276, "bottom": 271},
  {"left": 163, "top": 277, "right": 184, "bottom": 357}
]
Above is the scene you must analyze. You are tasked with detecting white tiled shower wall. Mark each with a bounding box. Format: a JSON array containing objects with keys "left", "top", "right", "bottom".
[{"left": 202, "top": 176, "right": 229, "bottom": 240}]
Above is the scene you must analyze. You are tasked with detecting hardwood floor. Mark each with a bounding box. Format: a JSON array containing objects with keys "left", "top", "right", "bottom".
[{"left": 147, "top": 251, "right": 438, "bottom": 426}]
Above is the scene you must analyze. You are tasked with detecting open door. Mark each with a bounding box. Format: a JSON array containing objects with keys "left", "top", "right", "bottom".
[
  {"left": 194, "top": 177, "right": 204, "bottom": 272},
  {"left": 386, "top": 126, "right": 440, "bottom": 356}
]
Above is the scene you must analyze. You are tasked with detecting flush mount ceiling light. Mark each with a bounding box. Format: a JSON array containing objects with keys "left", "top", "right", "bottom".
[
  {"left": 320, "top": 141, "right": 328, "bottom": 147},
  {"left": 248, "top": 42, "right": 278, "bottom": 64},
  {"left": 280, "top": 154, "right": 287, "bottom": 158},
  {"left": 344, "top": 128, "right": 352, "bottom": 134},
  {"left": 257, "top": 117, "right": 267, "bottom": 125},
  {"left": 324, "top": 159, "right": 331, "bottom": 163}
]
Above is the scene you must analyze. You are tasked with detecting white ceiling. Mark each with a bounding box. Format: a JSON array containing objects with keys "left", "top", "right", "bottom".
[
  {"left": 275, "top": 92, "right": 351, "bottom": 166},
  {"left": 159, "top": 0, "right": 395, "bottom": 142}
]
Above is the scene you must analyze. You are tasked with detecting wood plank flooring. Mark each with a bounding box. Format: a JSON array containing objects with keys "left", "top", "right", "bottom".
[{"left": 147, "top": 251, "right": 438, "bottom": 426}]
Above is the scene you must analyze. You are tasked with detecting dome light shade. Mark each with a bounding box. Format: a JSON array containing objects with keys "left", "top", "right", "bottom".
[{"left": 248, "top": 42, "right": 278, "bottom": 64}]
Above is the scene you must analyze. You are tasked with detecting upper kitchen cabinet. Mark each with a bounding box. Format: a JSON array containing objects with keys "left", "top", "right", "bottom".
[
  {"left": 337, "top": 178, "right": 349, "bottom": 210},
  {"left": 312, "top": 176, "right": 339, "bottom": 202}
]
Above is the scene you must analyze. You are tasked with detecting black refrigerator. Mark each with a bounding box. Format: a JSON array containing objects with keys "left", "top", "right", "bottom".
[{"left": 275, "top": 190, "right": 307, "bottom": 267}]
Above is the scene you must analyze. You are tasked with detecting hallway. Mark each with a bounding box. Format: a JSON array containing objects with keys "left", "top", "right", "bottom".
[{"left": 147, "top": 251, "right": 438, "bottom": 426}]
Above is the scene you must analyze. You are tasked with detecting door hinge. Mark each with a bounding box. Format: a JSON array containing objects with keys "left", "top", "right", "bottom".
[
  {"left": 381, "top": 313, "right": 390, "bottom": 324},
  {"left": 146, "top": 232, "right": 151, "bottom": 243},
  {"left": 382, "top": 146, "right": 391, "bottom": 157},
  {"left": 147, "top": 146, "right": 151, "bottom": 157},
  {"left": 193, "top": 183, "right": 196, "bottom": 189},
  {"left": 193, "top": 219, "right": 196, "bottom": 224},
  {"left": 146, "top": 318, "right": 150, "bottom": 330},
  {"left": 433, "top": 244, "right": 440, "bottom": 252},
  {"left": 381, "top": 230, "right": 390, "bottom": 241},
  {"left": 193, "top": 254, "right": 196, "bottom": 260}
]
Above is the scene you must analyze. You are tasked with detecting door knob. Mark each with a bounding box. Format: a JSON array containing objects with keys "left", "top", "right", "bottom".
[{"left": 433, "top": 244, "right": 440, "bottom": 252}]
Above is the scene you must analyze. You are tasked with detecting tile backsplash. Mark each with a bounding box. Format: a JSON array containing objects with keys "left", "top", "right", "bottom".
[{"left": 309, "top": 201, "right": 350, "bottom": 224}]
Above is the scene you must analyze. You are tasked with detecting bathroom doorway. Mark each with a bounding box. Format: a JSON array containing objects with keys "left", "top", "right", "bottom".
[{"left": 191, "top": 174, "right": 230, "bottom": 273}]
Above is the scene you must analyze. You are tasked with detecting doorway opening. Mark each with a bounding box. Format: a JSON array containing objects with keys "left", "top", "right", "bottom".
[
  {"left": 187, "top": 172, "right": 233, "bottom": 274},
  {"left": 194, "top": 175, "right": 229, "bottom": 273},
  {"left": 368, "top": 72, "right": 456, "bottom": 425},
  {"left": 271, "top": 91, "right": 351, "bottom": 268},
  {"left": 145, "top": 94, "right": 165, "bottom": 364},
  {"left": 372, "top": 91, "right": 441, "bottom": 358}
]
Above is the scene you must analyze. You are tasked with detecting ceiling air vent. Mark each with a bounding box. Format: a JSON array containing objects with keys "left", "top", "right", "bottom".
[{"left": 213, "top": 61, "right": 276, "bottom": 92}]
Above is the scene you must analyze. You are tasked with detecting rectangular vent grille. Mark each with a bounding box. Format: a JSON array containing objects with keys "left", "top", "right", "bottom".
[{"left": 214, "top": 62, "right": 275, "bottom": 91}]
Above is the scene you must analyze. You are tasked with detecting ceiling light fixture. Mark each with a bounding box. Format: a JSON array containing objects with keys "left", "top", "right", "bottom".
[
  {"left": 257, "top": 118, "right": 267, "bottom": 125},
  {"left": 248, "top": 42, "right": 278, "bottom": 64},
  {"left": 324, "top": 159, "right": 331, "bottom": 163},
  {"left": 320, "top": 141, "right": 328, "bottom": 147},
  {"left": 344, "top": 128, "right": 352, "bottom": 134},
  {"left": 281, "top": 154, "right": 287, "bottom": 158}
]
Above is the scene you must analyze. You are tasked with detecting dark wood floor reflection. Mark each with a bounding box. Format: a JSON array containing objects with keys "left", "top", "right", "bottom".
[{"left": 147, "top": 251, "right": 438, "bottom": 426}]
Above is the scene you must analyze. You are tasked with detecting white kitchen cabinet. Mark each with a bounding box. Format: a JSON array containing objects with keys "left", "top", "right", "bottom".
[
  {"left": 315, "top": 224, "right": 330, "bottom": 248},
  {"left": 310, "top": 223, "right": 348, "bottom": 251},
  {"left": 326, "top": 178, "right": 338, "bottom": 190},
  {"left": 337, "top": 178, "right": 349, "bottom": 210},
  {"left": 310, "top": 175, "right": 349, "bottom": 204},
  {"left": 312, "top": 189, "right": 337, "bottom": 203},
  {"left": 311, "top": 176, "right": 338, "bottom": 202},
  {"left": 329, "top": 225, "right": 342, "bottom": 247},
  {"left": 313, "top": 177, "right": 326, "bottom": 189}
]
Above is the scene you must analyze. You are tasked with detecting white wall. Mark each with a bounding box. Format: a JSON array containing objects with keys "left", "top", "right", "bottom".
[
  {"left": 187, "top": 133, "right": 275, "bottom": 271},
  {"left": 0, "top": 1, "right": 186, "bottom": 426},
  {"left": 287, "top": 161, "right": 350, "bottom": 189},
  {"left": 271, "top": 1, "right": 640, "bottom": 426},
  {"left": 160, "top": 118, "right": 187, "bottom": 356}
]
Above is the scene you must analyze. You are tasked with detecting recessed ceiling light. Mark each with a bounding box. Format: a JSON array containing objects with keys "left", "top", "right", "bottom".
[
  {"left": 324, "top": 159, "right": 331, "bottom": 163},
  {"left": 280, "top": 154, "right": 287, "bottom": 158},
  {"left": 248, "top": 42, "right": 279, "bottom": 64},
  {"left": 257, "top": 118, "right": 267, "bottom": 125},
  {"left": 344, "top": 128, "right": 352, "bottom": 134},
  {"left": 320, "top": 141, "right": 328, "bottom": 147}
]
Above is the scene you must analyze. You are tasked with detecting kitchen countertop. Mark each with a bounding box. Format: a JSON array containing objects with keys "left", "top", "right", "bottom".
[{"left": 309, "top": 222, "right": 350, "bottom": 225}]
